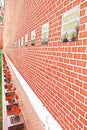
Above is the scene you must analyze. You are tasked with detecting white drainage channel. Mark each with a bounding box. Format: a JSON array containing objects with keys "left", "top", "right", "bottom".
[{"left": 5, "top": 53, "right": 62, "bottom": 130}]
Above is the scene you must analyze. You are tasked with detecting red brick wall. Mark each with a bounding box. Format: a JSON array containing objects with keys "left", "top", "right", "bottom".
[{"left": 3, "top": 0, "right": 87, "bottom": 129}]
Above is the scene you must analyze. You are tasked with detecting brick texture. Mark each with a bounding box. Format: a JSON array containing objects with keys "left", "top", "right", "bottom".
[{"left": 3, "top": 0, "right": 87, "bottom": 130}]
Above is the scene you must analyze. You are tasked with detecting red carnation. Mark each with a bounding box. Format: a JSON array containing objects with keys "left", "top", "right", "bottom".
[
  {"left": 7, "top": 85, "right": 12, "bottom": 90},
  {"left": 11, "top": 106, "right": 21, "bottom": 115},
  {"left": 13, "top": 87, "right": 16, "bottom": 91},
  {"left": 10, "top": 102, "right": 14, "bottom": 106},
  {"left": 15, "top": 108, "right": 21, "bottom": 115},
  {"left": 12, "top": 106, "right": 17, "bottom": 113},
  {"left": 15, "top": 95, "right": 19, "bottom": 99}
]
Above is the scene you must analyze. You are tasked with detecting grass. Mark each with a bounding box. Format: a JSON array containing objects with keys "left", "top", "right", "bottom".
[{"left": 0, "top": 50, "right": 2, "bottom": 130}]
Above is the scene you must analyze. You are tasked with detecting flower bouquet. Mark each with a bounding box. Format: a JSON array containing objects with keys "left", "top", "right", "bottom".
[
  {"left": 5, "top": 94, "right": 19, "bottom": 110},
  {"left": 11, "top": 106, "right": 21, "bottom": 123},
  {"left": 5, "top": 85, "right": 16, "bottom": 97},
  {"left": 5, "top": 83, "right": 13, "bottom": 89}
]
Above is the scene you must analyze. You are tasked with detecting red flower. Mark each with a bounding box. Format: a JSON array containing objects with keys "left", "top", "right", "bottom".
[
  {"left": 3, "top": 59, "right": 7, "bottom": 63},
  {"left": 13, "top": 87, "right": 16, "bottom": 91},
  {"left": 12, "top": 106, "right": 17, "bottom": 113},
  {"left": 2, "top": 53, "right": 5, "bottom": 58},
  {"left": 8, "top": 87, "right": 11, "bottom": 91},
  {"left": 7, "top": 85, "right": 12, "bottom": 90},
  {"left": 7, "top": 71, "right": 10, "bottom": 74},
  {"left": 7, "top": 74, "right": 11, "bottom": 80},
  {"left": 5, "top": 95, "right": 12, "bottom": 101},
  {"left": 5, "top": 97, "right": 9, "bottom": 101},
  {"left": 11, "top": 106, "right": 21, "bottom": 115},
  {"left": 15, "top": 108, "right": 21, "bottom": 115},
  {"left": 7, "top": 84, "right": 13, "bottom": 88},
  {"left": 15, "top": 95, "right": 19, "bottom": 99},
  {"left": 3, "top": 62, "right": 7, "bottom": 66},
  {"left": 10, "top": 102, "right": 14, "bottom": 106},
  {"left": 3, "top": 69, "right": 6, "bottom": 73}
]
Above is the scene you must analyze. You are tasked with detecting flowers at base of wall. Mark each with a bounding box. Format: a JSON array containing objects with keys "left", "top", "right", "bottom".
[{"left": 11, "top": 106, "right": 21, "bottom": 122}]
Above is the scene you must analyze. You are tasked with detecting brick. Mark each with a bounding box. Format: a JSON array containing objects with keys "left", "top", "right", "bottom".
[
  {"left": 79, "top": 75, "right": 87, "bottom": 82},
  {"left": 73, "top": 97, "right": 81, "bottom": 108},
  {"left": 77, "top": 60, "right": 86, "bottom": 67},
  {"left": 72, "top": 109, "right": 79, "bottom": 118},
  {"left": 81, "top": 2, "right": 87, "bottom": 9},
  {"left": 76, "top": 119, "right": 83, "bottom": 128},
  {"left": 84, "top": 126, "right": 87, "bottom": 130},
  {"left": 80, "top": 116, "right": 87, "bottom": 126},
  {"left": 76, "top": 40, "right": 82, "bottom": 46},
  {"left": 70, "top": 124, "right": 75, "bottom": 130},
  {"left": 66, "top": 81, "right": 71, "bottom": 88},
  {"left": 80, "top": 9, "right": 85, "bottom": 16},
  {"left": 80, "top": 88, "right": 87, "bottom": 97},
  {"left": 67, "top": 4, "right": 72, "bottom": 10},
  {"left": 67, "top": 65, "right": 73, "bottom": 70},
  {"left": 72, "top": 84, "right": 79, "bottom": 92},
  {"left": 76, "top": 107, "right": 84, "bottom": 117},
  {"left": 79, "top": 24, "right": 85, "bottom": 31},
  {"left": 84, "top": 83, "right": 87, "bottom": 89},
  {"left": 81, "top": 16, "right": 87, "bottom": 24},
  {"left": 71, "top": 72, "right": 78, "bottom": 78},
  {"left": 80, "top": 32, "right": 87, "bottom": 38},
  {"left": 72, "top": 47, "right": 77, "bottom": 52},
  {"left": 83, "top": 39, "right": 87, "bottom": 45},
  {"left": 64, "top": 0, "right": 69, "bottom": 5},
  {"left": 78, "top": 47, "right": 86, "bottom": 52},
  {"left": 74, "top": 54, "right": 81, "bottom": 59},
  {"left": 64, "top": 70, "right": 70, "bottom": 76},
  {"left": 68, "top": 77, "right": 74, "bottom": 83},
  {"left": 76, "top": 93, "right": 84, "bottom": 102},
  {"left": 74, "top": 66, "right": 81, "bottom": 73},
  {"left": 69, "top": 101, "right": 75, "bottom": 108},
  {"left": 70, "top": 59, "right": 76, "bottom": 65},
  {"left": 85, "top": 113, "right": 87, "bottom": 119},
  {"left": 82, "top": 54, "right": 87, "bottom": 60},
  {"left": 75, "top": 79, "right": 82, "bottom": 87},
  {"left": 82, "top": 68, "right": 87, "bottom": 75},
  {"left": 65, "top": 93, "right": 72, "bottom": 100},
  {"left": 69, "top": 88, "right": 75, "bottom": 96},
  {"left": 73, "top": 0, "right": 80, "bottom": 6},
  {"left": 85, "top": 98, "right": 87, "bottom": 105},
  {"left": 73, "top": 121, "right": 78, "bottom": 130},
  {"left": 80, "top": 103, "right": 87, "bottom": 112},
  {"left": 69, "top": 112, "right": 75, "bottom": 120}
]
